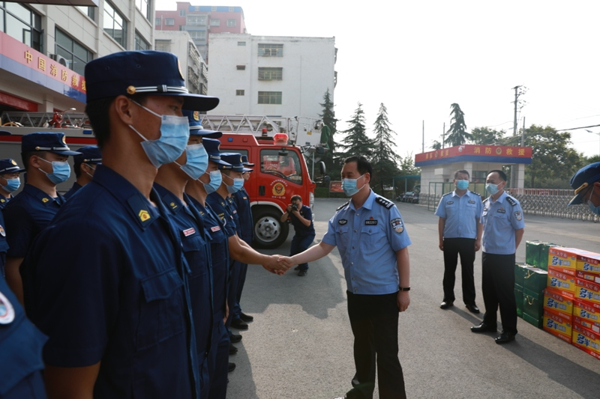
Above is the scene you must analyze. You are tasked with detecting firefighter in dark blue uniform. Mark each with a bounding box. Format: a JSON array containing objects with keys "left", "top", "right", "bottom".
[
  {"left": 0, "top": 158, "right": 25, "bottom": 210},
  {"left": 64, "top": 145, "right": 102, "bottom": 199},
  {"left": 3, "top": 132, "right": 80, "bottom": 305},
  {"left": 26, "top": 51, "right": 219, "bottom": 399},
  {"left": 230, "top": 155, "right": 255, "bottom": 327}
]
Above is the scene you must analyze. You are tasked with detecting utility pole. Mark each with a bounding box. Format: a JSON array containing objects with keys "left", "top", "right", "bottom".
[
  {"left": 442, "top": 122, "right": 445, "bottom": 149},
  {"left": 512, "top": 85, "right": 526, "bottom": 136},
  {"left": 422, "top": 120, "right": 424, "bottom": 153}
]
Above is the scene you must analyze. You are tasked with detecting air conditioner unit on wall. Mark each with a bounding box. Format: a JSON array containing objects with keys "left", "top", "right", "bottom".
[{"left": 50, "top": 54, "right": 70, "bottom": 68}]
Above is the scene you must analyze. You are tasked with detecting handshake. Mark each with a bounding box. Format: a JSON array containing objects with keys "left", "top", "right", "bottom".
[{"left": 261, "top": 255, "right": 296, "bottom": 275}]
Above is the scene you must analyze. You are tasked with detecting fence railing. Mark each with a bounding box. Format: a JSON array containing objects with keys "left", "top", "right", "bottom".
[{"left": 423, "top": 186, "right": 599, "bottom": 223}]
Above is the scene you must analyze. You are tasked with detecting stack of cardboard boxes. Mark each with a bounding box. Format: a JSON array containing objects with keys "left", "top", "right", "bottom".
[{"left": 572, "top": 253, "right": 600, "bottom": 360}]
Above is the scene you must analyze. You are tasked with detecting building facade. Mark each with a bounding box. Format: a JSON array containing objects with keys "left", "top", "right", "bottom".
[
  {"left": 155, "top": 31, "right": 208, "bottom": 95},
  {"left": 155, "top": 2, "right": 246, "bottom": 62},
  {"left": 207, "top": 33, "right": 336, "bottom": 120},
  {"left": 0, "top": 0, "right": 154, "bottom": 114}
]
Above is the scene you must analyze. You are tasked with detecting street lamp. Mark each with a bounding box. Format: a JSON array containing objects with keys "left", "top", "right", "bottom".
[{"left": 585, "top": 130, "right": 600, "bottom": 156}]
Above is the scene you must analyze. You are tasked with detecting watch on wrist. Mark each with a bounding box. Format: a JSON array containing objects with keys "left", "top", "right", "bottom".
[{"left": 399, "top": 286, "right": 410, "bottom": 292}]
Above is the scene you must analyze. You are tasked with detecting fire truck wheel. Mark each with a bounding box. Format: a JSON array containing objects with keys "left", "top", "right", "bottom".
[{"left": 252, "top": 208, "right": 289, "bottom": 249}]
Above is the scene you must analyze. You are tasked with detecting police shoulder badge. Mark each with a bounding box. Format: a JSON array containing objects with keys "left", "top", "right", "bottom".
[
  {"left": 0, "top": 224, "right": 5, "bottom": 237},
  {"left": 0, "top": 290, "right": 15, "bottom": 325},
  {"left": 514, "top": 211, "right": 522, "bottom": 221},
  {"left": 391, "top": 218, "right": 404, "bottom": 233}
]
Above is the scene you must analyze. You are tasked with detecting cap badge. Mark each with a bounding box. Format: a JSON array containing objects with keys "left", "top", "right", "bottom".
[
  {"left": 127, "top": 86, "right": 136, "bottom": 95},
  {"left": 193, "top": 111, "right": 200, "bottom": 121}
]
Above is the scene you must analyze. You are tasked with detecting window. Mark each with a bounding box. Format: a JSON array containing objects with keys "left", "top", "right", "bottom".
[
  {"left": 179, "top": 9, "right": 185, "bottom": 16},
  {"left": 76, "top": 6, "right": 95, "bottom": 20},
  {"left": 187, "top": 15, "right": 206, "bottom": 25},
  {"left": 258, "top": 43, "right": 283, "bottom": 57},
  {"left": 135, "top": 31, "right": 150, "bottom": 50},
  {"left": 103, "top": 2, "right": 127, "bottom": 47},
  {"left": 261, "top": 149, "right": 302, "bottom": 185},
  {"left": 165, "top": 18, "right": 175, "bottom": 26},
  {"left": 209, "top": 19, "right": 220, "bottom": 26},
  {"left": 237, "top": 41, "right": 246, "bottom": 46},
  {"left": 258, "top": 67, "right": 282, "bottom": 81},
  {"left": 55, "top": 28, "right": 93, "bottom": 75},
  {"left": 0, "top": 2, "right": 42, "bottom": 51},
  {"left": 155, "top": 39, "right": 170, "bottom": 52},
  {"left": 155, "top": 17, "right": 161, "bottom": 26},
  {"left": 227, "top": 19, "right": 236, "bottom": 27},
  {"left": 188, "top": 30, "right": 205, "bottom": 40},
  {"left": 236, "top": 65, "right": 245, "bottom": 70},
  {"left": 135, "top": 0, "right": 150, "bottom": 20},
  {"left": 236, "top": 90, "right": 244, "bottom": 96},
  {"left": 258, "top": 91, "right": 282, "bottom": 105}
]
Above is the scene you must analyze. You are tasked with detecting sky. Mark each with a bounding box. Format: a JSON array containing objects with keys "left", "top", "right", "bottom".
[{"left": 155, "top": 0, "right": 600, "bottom": 159}]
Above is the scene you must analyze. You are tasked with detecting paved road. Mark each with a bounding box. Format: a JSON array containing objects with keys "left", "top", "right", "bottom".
[{"left": 227, "top": 198, "right": 600, "bottom": 399}]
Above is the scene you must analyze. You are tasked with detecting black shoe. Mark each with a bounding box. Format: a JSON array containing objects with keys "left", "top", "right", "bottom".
[
  {"left": 466, "top": 304, "right": 480, "bottom": 314},
  {"left": 294, "top": 265, "right": 300, "bottom": 271},
  {"left": 495, "top": 332, "right": 516, "bottom": 344},
  {"left": 471, "top": 322, "right": 497, "bottom": 333},
  {"left": 298, "top": 269, "right": 307, "bottom": 277},
  {"left": 230, "top": 333, "right": 242, "bottom": 343},
  {"left": 240, "top": 312, "right": 254, "bottom": 323},
  {"left": 229, "top": 344, "right": 238, "bottom": 355},
  {"left": 228, "top": 362, "right": 236, "bottom": 373},
  {"left": 231, "top": 318, "right": 249, "bottom": 330},
  {"left": 440, "top": 301, "right": 454, "bottom": 309}
]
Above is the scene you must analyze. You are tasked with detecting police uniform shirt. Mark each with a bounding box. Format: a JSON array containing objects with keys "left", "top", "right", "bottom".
[
  {"left": 226, "top": 195, "right": 242, "bottom": 237},
  {"left": 233, "top": 188, "right": 253, "bottom": 244},
  {"left": 435, "top": 190, "right": 482, "bottom": 239},
  {"left": 63, "top": 182, "right": 82, "bottom": 200},
  {"left": 206, "top": 192, "right": 237, "bottom": 238},
  {"left": 29, "top": 165, "right": 199, "bottom": 399},
  {"left": 289, "top": 204, "right": 316, "bottom": 236},
  {"left": 155, "top": 184, "right": 214, "bottom": 358},
  {"left": 3, "top": 184, "right": 64, "bottom": 258},
  {"left": 0, "top": 276, "right": 47, "bottom": 399},
  {"left": 188, "top": 196, "right": 230, "bottom": 315},
  {"left": 481, "top": 191, "right": 525, "bottom": 255},
  {"left": 322, "top": 191, "right": 412, "bottom": 295}
]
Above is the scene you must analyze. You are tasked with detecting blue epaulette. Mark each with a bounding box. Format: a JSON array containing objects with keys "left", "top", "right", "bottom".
[
  {"left": 375, "top": 196, "right": 394, "bottom": 209},
  {"left": 336, "top": 201, "right": 349, "bottom": 211},
  {"left": 506, "top": 196, "right": 517, "bottom": 206}
]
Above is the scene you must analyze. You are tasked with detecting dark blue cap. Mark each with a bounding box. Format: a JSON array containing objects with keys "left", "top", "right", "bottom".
[
  {"left": 85, "top": 51, "right": 220, "bottom": 111},
  {"left": 219, "top": 153, "right": 245, "bottom": 172},
  {"left": 21, "top": 132, "right": 81, "bottom": 156},
  {"left": 569, "top": 162, "right": 600, "bottom": 205},
  {"left": 241, "top": 155, "right": 254, "bottom": 168},
  {"left": 182, "top": 110, "right": 222, "bottom": 138},
  {"left": 74, "top": 146, "right": 102, "bottom": 166},
  {"left": 203, "top": 138, "right": 230, "bottom": 166},
  {"left": 0, "top": 158, "right": 25, "bottom": 174}
]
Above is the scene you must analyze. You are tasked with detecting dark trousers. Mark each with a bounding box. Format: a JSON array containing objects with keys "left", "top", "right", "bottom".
[
  {"left": 208, "top": 312, "right": 230, "bottom": 399},
  {"left": 290, "top": 233, "right": 315, "bottom": 271},
  {"left": 442, "top": 238, "right": 476, "bottom": 305},
  {"left": 482, "top": 252, "right": 518, "bottom": 335},
  {"left": 347, "top": 291, "right": 406, "bottom": 399},
  {"left": 232, "top": 261, "right": 248, "bottom": 320}
]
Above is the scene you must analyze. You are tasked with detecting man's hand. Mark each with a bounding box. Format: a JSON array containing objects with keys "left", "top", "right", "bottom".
[
  {"left": 475, "top": 239, "right": 481, "bottom": 252},
  {"left": 438, "top": 241, "right": 444, "bottom": 251},
  {"left": 279, "top": 256, "right": 296, "bottom": 270},
  {"left": 397, "top": 291, "right": 410, "bottom": 312},
  {"left": 286, "top": 204, "right": 293, "bottom": 213},
  {"left": 262, "top": 255, "right": 289, "bottom": 275}
]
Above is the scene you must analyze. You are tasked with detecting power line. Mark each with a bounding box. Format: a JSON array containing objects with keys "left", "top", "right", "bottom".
[{"left": 556, "top": 123, "right": 600, "bottom": 132}]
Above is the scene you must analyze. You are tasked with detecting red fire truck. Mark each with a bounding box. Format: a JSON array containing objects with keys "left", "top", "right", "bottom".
[{"left": 0, "top": 112, "right": 325, "bottom": 249}]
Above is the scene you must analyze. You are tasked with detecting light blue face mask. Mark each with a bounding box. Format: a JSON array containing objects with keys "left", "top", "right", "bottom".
[
  {"left": 342, "top": 174, "right": 365, "bottom": 197},
  {"left": 38, "top": 157, "right": 71, "bottom": 184},
  {"left": 2, "top": 177, "right": 20, "bottom": 192},
  {"left": 223, "top": 172, "right": 244, "bottom": 194},
  {"left": 129, "top": 101, "right": 190, "bottom": 168},
  {"left": 588, "top": 200, "right": 600, "bottom": 216},
  {"left": 486, "top": 183, "right": 499, "bottom": 196},
  {"left": 177, "top": 144, "right": 208, "bottom": 180},
  {"left": 203, "top": 170, "right": 222, "bottom": 194},
  {"left": 456, "top": 180, "right": 469, "bottom": 190}
]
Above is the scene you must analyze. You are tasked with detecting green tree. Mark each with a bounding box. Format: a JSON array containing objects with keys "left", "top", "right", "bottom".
[
  {"left": 371, "top": 103, "right": 401, "bottom": 194},
  {"left": 431, "top": 140, "right": 442, "bottom": 150},
  {"left": 319, "top": 89, "right": 337, "bottom": 172},
  {"left": 585, "top": 154, "right": 600, "bottom": 164},
  {"left": 445, "top": 103, "right": 472, "bottom": 146},
  {"left": 502, "top": 125, "right": 584, "bottom": 188},
  {"left": 338, "top": 103, "right": 373, "bottom": 159},
  {"left": 471, "top": 127, "right": 505, "bottom": 145}
]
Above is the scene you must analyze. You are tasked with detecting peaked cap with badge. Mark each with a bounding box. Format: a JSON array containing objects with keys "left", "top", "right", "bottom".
[
  {"left": 21, "top": 132, "right": 81, "bottom": 156},
  {"left": 569, "top": 162, "right": 600, "bottom": 205},
  {"left": 219, "top": 153, "right": 252, "bottom": 173},
  {"left": 203, "top": 138, "right": 231, "bottom": 167},
  {"left": 73, "top": 145, "right": 102, "bottom": 166},
  {"left": 0, "top": 158, "right": 25, "bottom": 174},
  {"left": 182, "top": 110, "right": 222, "bottom": 138}
]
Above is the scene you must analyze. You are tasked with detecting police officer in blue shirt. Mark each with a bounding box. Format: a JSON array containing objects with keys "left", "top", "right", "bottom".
[
  {"left": 471, "top": 169, "right": 525, "bottom": 345},
  {"left": 280, "top": 194, "right": 316, "bottom": 276},
  {"left": 568, "top": 161, "right": 600, "bottom": 215},
  {"left": 231, "top": 155, "right": 255, "bottom": 327},
  {"left": 27, "top": 50, "right": 219, "bottom": 399},
  {"left": 0, "top": 158, "right": 25, "bottom": 209},
  {"left": 3, "top": 132, "right": 80, "bottom": 305},
  {"left": 283, "top": 156, "right": 411, "bottom": 399},
  {"left": 64, "top": 145, "right": 102, "bottom": 199},
  {"left": 435, "top": 169, "right": 482, "bottom": 313}
]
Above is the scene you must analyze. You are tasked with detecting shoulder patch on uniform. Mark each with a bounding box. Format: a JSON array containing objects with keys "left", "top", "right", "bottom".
[
  {"left": 391, "top": 218, "right": 404, "bottom": 233},
  {"left": 337, "top": 201, "right": 349, "bottom": 211},
  {"left": 375, "top": 197, "right": 393, "bottom": 209},
  {"left": 506, "top": 197, "right": 517, "bottom": 206}
]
